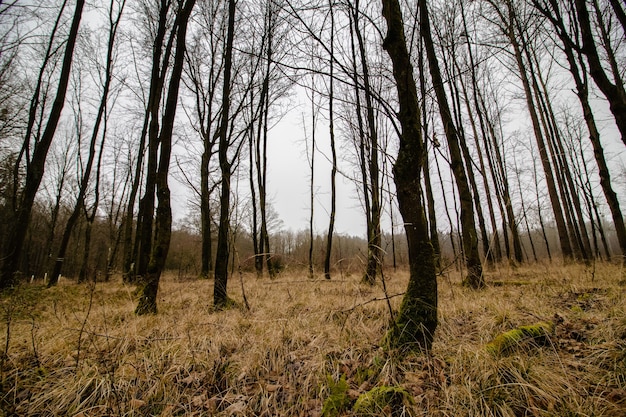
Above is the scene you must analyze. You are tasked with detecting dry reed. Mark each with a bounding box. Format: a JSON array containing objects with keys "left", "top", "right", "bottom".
[{"left": 0, "top": 261, "right": 624, "bottom": 416}]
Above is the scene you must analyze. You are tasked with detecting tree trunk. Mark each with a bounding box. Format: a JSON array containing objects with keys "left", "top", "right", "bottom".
[
  {"left": 136, "top": 0, "right": 195, "bottom": 315},
  {"left": 419, "top": 0, "right": 483, "bottom": 288},
  {"left": 353, "top": 0, "right": 382, "bottom": 286},
  {"left": 417, "top": 42, "right": 441, "bottom": 270},
  {"left": 381, "top": 0, "right": 437, "bottom": 352},
  {"left": 574, "top": 0, "right": 626, "bottom": 147},
  {"left": 213, "top": 0, "right": 236, "bottom": 308},
  {"left": 308, "top": 85, "right": 316, "bottom": 280},
  {"left": 0, "top": 0, "right": 84, "bottom": 288},
  {"left": 535, "top": 0, "right": 626, "bottom": 265},
  {"left": 324, "top": 1, "right": 336, "bottom": 280},
  {"left": 501, "top": 0, "right": 573, "bottom": 259},
  {"left": 49, "top": 0, "right": 123, "bottom": 286}
]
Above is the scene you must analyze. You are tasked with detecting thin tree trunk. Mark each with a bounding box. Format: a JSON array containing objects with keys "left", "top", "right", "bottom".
[
  {"left": 50, "top": 0, "right": 124, "bottom": 286},
  {"left": 308, "top": 82, "right": 316, "bottom": 280},
  {"left": 459, "top": 0, "right": 502, "bottom": 264},
  {"left": 513, "top": 151, "right": 538, "bottom": 262},
  {"left": 418, "top": 46, "right": 441, "bottom": 270},
  {"left": 136, "top": 0, "right": 195, "bottom": 315},
  {"left": 419, "top": 0, "right": 483, "bottom": 288},
  {"left": 532, "top": 156, "right": 552, "bottom": 261},
  {"left": 324, "top": 0, "right": 336, "bottom": 280},
  {"left": 353, "top": 0, "right": 382, "bottom": 286},
  {"left": 0, "top": 0, "right": 84, "bottom": 288},
  {"left": 574, "top": 0, "right": 626, "bottom": 147},
  {"left": 433, "top": 145, "right": 458, "bottom": 266},
  {"left": 499, "top": 0, "right": 573, "bottom": 259},
  {"left": 214, "top": 0, "right": 236, "bottom": 308},
  {"left": 249, "top": 111, "right": 261, "bottom": 277}
]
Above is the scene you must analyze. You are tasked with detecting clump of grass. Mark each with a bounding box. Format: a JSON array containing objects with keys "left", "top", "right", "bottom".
[{"left": 0, "top": 262, "right": 625, "bottom": 416}]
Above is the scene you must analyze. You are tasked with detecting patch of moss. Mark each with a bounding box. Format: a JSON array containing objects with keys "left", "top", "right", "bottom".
[
  {"left": 321, "top": 374, "right": 352, "bottom": 417},
  {"left": 353, "top": 386, "right": 413, "bottom": 416},
  {"left": 486, "top": 321, "right": 554, "bottom": 355},
  {"left": 570, "top": 305, "right": 584, "bottom": 313}
]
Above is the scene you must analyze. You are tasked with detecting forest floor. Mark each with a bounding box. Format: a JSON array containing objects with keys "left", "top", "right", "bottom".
[{"left": 0, "top": 261, "right": 625, "bottom": 416}]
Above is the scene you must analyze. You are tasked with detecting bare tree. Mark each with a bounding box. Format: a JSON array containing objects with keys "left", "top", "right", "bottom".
[
  {"left": 380, "top": 0, "right": 437, "bottom": 351},
  {"left": 533, "top": 0, "right": 626, "bottom": 265},
  {"left": 0, "top": 0, "right": 85, "bottom": 288},
  {"left": 49, "top": 0, "right": 126, "bottom": 286},
  {"left": 136, "top": 0, "right": 196, "bottom": 315},
  {"left": 213, "top": 0, "right": 237, "bottom": 308},
  {"left": 574, "top": 0, "right": 626, "bottom": 147},
  {"left": 324, "top": 0, "right": 337, "bottom": 280},
  {"left": 419, "top": 0, "right": 483, "bottom": 287}
]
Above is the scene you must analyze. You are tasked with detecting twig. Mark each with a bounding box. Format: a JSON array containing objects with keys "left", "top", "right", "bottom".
[
  {"left": 380, "top": 268, "right": 397, "bottom": 324},
  {"left": 75, "top": 281, "right": 96, "bottom": 371},
  {"left": 231, "top": 242, "right": 250, "bottom": 311},
  {"left": 336, "top": 292, "right": 405, "bottom": 315}
]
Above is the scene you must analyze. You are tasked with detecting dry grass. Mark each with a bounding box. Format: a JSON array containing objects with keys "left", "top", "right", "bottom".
[{"left": 0, "top": 261, "right": 625, "bottom": 416}]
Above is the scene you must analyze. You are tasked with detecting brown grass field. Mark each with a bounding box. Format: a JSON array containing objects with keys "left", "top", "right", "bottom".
[{"left": 0, "top": 262, "right": 625, "bottom": 416}]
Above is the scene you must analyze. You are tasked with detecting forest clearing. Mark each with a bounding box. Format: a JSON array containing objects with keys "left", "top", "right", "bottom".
[{"left": 1, "top": 261, "right": 625, "bottom": 416}]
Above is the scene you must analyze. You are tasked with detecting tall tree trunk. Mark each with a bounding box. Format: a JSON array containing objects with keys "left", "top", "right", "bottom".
[
  {"left": 498, "top": 0, "right": 573, "bottom": 259},
  {"left": 574, "top": 0, "right": 626, "bottom": 147},
  {"left": 124, "top": 0, "right": 173, "bottom": 284},
  {"left": 534, "top": 0, "right": 626, "bottom": 265},
  {"left": 136, "top": 0, "right": 195, "bottom": 315},
  {"left": 347, "top": 8, "right": 373, "bottom": 284},
  {"left": 0, "top": 0, "right": 84, "bottom": 288},
  {"left": 256, "top": 29, "right": 274, "bottom": 278},
  {"left": 381, "top": 0, "right": 437, "bottom": 352},
  {"left": 249, "top": 110, "right": 261, "bottom": 277},
  {"left": 49, "top": 0, "right": 124, "bottom": 286},
  {"left": 459, "top": 0, "right": 503, "bottom": 264},
  {"left": 419, "top": 0, "right": 483, "bottom": 288},
  {"left": 418, "top": 40, "right": 441, "bottom": 270},
  {"left": 214, "top": 0, "right": 236, "bottom": 308},
  {"left": 324, "top": 0, "right": 336, "bottom": 280},
  {"left": 439, "top": 35, "right": 493, "bottom": 266},
  {"left": 353, "top": 0, "right": 382, "bottom": 286},
  {"left": 307, "top": 83, "right": 316, "bottom": 280}
]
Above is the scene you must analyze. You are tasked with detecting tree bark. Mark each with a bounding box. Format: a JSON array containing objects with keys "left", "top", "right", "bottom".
[
  {"left": 534, "top": 0, "right": 626, "bottom": 265},
  {"left": 498, "top": 0, "right": 573, "bottom": 259},
  {"left": 0, "top": 0, "right": 84, "bottom": 288},
  {"left": 381, "top": 0, "right": 437, "bottom": 352},
  {"left": 324, "top": 0, "right": 336, "bottom": 280},
  {"left": 136, "top": 0, "right": 196, "bottom": 315},
  {"left": 214, "top": 0, "right": 236, "bottom": 308},
  {"left": 419, "top": 0, "right": 483, "bottom": 288},
  {"left": 353, "top": 0, "right": 382, "bottom": 286},
  {"left": 574, "top": 0, "right": 626, "bottom": 147},
  {"left": 49, "top": 0, "right": 124, "bottom": 286}
]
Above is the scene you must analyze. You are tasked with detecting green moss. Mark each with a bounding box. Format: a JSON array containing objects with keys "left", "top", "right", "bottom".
[
  {"left": 570, "top": 305, "right": 584, "bottom": 313},
  {"left": 382, "top": 241, "right": 437, "bottom": 353},
  {"left": 353, "top": 386, "right": 413, "bottom": 416},
  {"left": 321, "top": 374, "right": 352, "bottom": 417},
  {"left": 486, "top": 321, "right": 554, "bottom": 355},
  {"left": 354, "top": 366, "right": 378, "bottom": 386}
]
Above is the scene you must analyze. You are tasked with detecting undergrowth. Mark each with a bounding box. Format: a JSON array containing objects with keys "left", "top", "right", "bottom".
[{"left": 0, "top": 261, "right": 624, "bottom": 416}]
